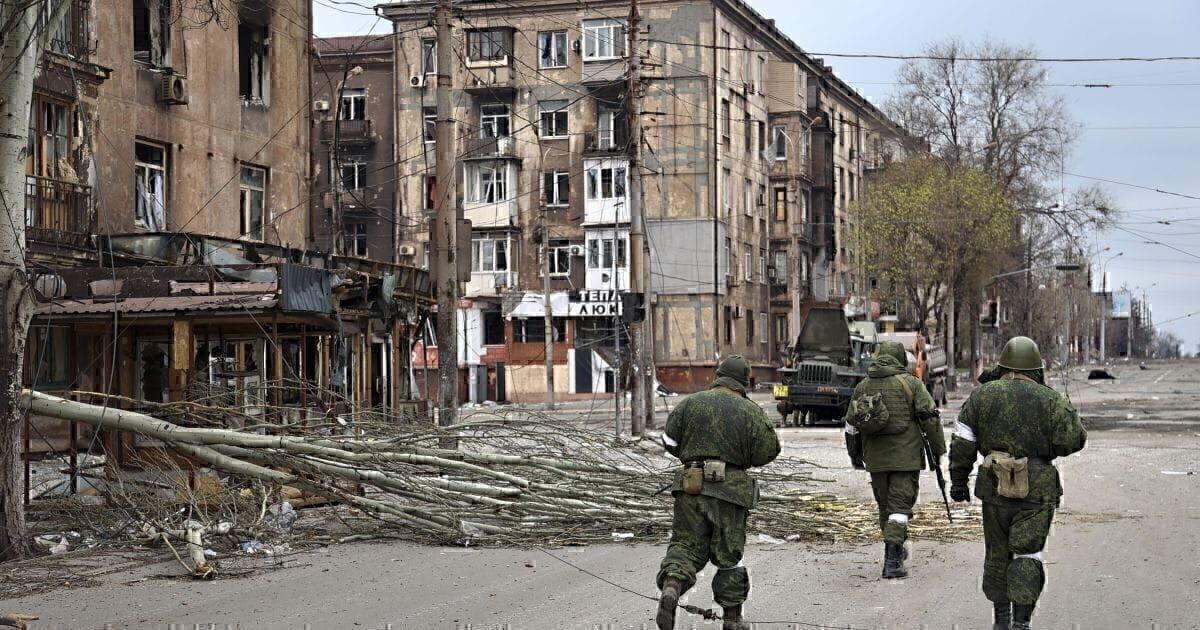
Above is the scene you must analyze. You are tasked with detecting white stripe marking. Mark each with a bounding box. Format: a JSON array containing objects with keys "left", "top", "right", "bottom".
[
  {"left": 844, "top": 424, "right": 860, "bottom": 436},
  {"left": 1014, "top": 551, "right": 1043, "bottom": 562},
  {"left": 888, "top": 513, "right": 909, "bottom": 524},
  {"left": 662, "top": 434, "right": 679, "bottom": 448},
  {"left": 1155, "top": 369, "right": 1173, "bottom": 384},
  {"left": 953, "top": 421, "right": 976, "bottom": 442}
]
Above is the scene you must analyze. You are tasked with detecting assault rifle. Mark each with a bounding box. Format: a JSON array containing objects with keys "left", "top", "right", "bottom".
[{"left": 922, "top": 432, "right": 953, "bottom": 523}]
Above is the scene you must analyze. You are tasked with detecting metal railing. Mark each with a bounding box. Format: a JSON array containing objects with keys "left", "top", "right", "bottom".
[
  {"left": 25, "top": 175, "right": 92, "bottom": 244},
  {"left": 320, "top": 119, "right": 374, "bottom": 144}
]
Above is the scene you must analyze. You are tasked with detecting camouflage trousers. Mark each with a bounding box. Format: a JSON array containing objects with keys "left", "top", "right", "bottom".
[
  {"left": 982, "top": 501, "right": 1055, "bottom": 605},
  {"left": 656, "top": 494, "right": 750, "bottom": 607},
  {"left": 869, "top": 471, "right": 919, "bottom": 545}
]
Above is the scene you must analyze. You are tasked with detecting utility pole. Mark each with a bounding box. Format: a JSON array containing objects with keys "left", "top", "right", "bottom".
[
  {"left": 626, "top": 0, "right": 649, "bottom": 437},
  {"left": 541, "top": 210, "right": 555, "bottom": 410},
  {"left": 432, "top": 0, "right": 458, "bottom": 428}
]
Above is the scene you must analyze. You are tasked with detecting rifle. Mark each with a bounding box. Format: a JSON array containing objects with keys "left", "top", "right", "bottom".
[
  {"left": 651, "top": 481, "right": 674, "bottom": 497},
  {"left": 922, "top": 434, "right": 953, "bottom": 523}
]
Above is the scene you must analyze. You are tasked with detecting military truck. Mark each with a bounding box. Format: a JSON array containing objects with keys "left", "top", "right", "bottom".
[{"left": 773, "top": 307, "right": 874, "bottom": 427}]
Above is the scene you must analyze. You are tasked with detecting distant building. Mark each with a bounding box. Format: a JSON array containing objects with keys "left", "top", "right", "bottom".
[{"left": 379, "top": 0, "right": 909, "bottom": 397}]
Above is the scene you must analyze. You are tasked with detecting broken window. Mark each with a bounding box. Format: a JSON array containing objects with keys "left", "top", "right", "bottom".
[
  {"left": 27, "top": 98, "right": 70, "bottom": 180},
  {"left": 772, "top": 125, "right": 788, "bottom": 160},
  {"left": 472, "top": 236, "right": 508, "bottom": 273},
  {"left": 544, "top": 241, "right": 571, "bottom": 275},
  {"left": 344, "top": 221, "right": 368, "bottom": 257},
  {"left": 466, "top": 162, "right": 508, "bottom": 204},
  {"left": 538, "top": 31, "right": 567, "bottom": 68},
  {"left": 134, "top": 140, "right": 166, "bottom": 230},
  {"left": 339, "top": 158, "right": 366, "bottom": 190},
  {"left": 480, "top": 103, "right": 510, "bottom": 138},
  {"left": 421, "top": 38, "right": 436, "bottom": 74},
  {"left": 238, "top": 3, "right": 269, "bottom": 104},
  {"left": 543, "top": 170, "right": 569, "bottom": 207},
  {"left": 539, "top": 100, "right": 568, "bottom": 138},
  {"left": 482, "top": 309, "right": 505, "bottom": 345},
  {"left": 339, "top": 88, "right": 365, "bottom": 120},
  {"left": 133, "top": 0, "right": 170, "bottom": 66},
  {"left": 585, "top": 233, "right": 626, "bottom": 270},
  {"left": 239, "top": 165, "right": 266, "bottom": 240},
  {"left": 423, "top": 175, "right": 436, "bottom": 213},
  {"left": 423, "top": 107, "right": 436, "bottom": 142},
  {"left": 584, "top": 162, "right": 626, "bottom": 200},
  {"left": 596, "top": 107, "right": 626, "bottom": 149},
  {"left": 467, "top": 29, "right": 509, "bottom": 62},
  {"left": 136, "top": 340, "right": 169, "bottom": 404}
]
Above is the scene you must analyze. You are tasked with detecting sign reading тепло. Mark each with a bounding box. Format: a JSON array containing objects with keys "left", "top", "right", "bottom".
[{"left": 567, "top": 289, "right": 623, "bottom": 317}]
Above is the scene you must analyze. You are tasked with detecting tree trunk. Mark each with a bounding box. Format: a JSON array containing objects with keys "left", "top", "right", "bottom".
[{"left": 0, "top": 0, "right": 60, "bottom": 561}]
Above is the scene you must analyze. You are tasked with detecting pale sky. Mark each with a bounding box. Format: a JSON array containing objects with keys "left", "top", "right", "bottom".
[{"left": 313, "top": 0, "right": 1200, "bottom": 354}]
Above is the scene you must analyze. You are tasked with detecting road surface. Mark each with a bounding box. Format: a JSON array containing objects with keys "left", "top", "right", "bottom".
[{"left": 7, "top": 360, "right": 1200, "bottom": 629}]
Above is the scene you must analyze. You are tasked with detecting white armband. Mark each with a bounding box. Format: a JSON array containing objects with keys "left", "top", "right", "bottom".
[
  {"left": 662, "top": 434, "right": 679, "bottom": 449},
  {"left": 953, "top": 421, "right": 976, "bottom": 442}
]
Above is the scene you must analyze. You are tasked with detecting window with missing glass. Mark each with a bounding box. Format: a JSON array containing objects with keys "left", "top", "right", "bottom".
[
  {"left": 466, "top": 162, "right": 508, "bottom": 204},
  {"left": 344, "top": 221, "right": 368, "bottom": 257},
  {"left": 423, "top": 107, "right": 436, "bottom": 142},
  {"left": 339, "top": 88, "right": 365, "bottom": 120},
  {"left": 538, "top": 31, "right": 567, "bottom": 68},
  {"left": 772, "top": 125, "right": 787, "bottom": 159},
  {"left": 239, "top": 165, "right": 266, "bottom": 240},
  {"left": 468, "top": 29, "right": 508, "bottom": 62},
  {"left": 134, "top": 140, "right": 167, "bottom": 231},
  {"left": 586, "top": 234, "right": 627, "bottom": 270},
  {"left": 480, "top": 103, "right": 511, "bottom": 138},
  {"left": 339, "top": 159, "right": 366, "bottom": 190},
  {"left": 514, "top": 318, "right": 567, "bottom": 343},
  {"left": 585, "top": 163, "right": 627, "bottom": 200},
  {"left": 421, "top": 38, "right": 436, "bottom": 74},
  {"left": 543, "top": 171, "right": 569, "bottom": 207},
  {"left": 539, "top": 100, "right": 568, "bottom": 138},
  {"left": 482, "top": 309, "right": 505, "bottom": 345},
  {"left": 545, "top": 241, "right": 571, "bottom": 275}
]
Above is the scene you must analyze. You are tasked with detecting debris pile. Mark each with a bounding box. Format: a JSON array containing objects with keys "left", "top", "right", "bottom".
[{"left": 22, "top": 391, "right": 978, "bottom": 551}]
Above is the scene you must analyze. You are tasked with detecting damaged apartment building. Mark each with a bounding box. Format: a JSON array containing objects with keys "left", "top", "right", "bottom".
[
  {"left": 22, "top": 0, "right": 433, "bottom": 502},
  {"left": 379, "top": 0, "right": 909, "bottom": 398}
]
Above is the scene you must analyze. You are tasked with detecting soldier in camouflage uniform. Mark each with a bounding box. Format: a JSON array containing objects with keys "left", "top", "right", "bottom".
[
  {"left": 844, "top": 341, "right": 945, "bottom": 578},
  {"left": 656, "top": 355, "right": 781, "bottom": 630},
  {"left": 949, "top": 337, "right": 1087, "bottom": 630}
]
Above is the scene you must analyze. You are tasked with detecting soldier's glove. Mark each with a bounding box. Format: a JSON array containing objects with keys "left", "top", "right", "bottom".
[
  {"left": 950, "top": 484, "right": 970, "bottom": 503},
  {"left": 851, "top": 457, "right": 866, "bottom": 470}
]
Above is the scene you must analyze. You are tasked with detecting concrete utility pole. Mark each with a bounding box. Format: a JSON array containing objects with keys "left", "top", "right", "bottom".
[
  {"left": 432, "top": 0, "right": 458, "bottom": 428},
  {"left": 542, "top": 210, "right": 555, "bottom": 410},
  {"left": 626, "top": 0, "right": 649, "bottom": 436}
]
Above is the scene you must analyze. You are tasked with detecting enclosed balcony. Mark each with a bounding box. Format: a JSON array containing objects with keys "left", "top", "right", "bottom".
[{"left": 25, "top": 175, "right": 92, "bottom": 247}]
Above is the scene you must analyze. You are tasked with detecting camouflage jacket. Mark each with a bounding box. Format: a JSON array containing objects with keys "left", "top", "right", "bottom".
[
  {"left": 845, "top": 356, "right": 945, "bottom": 472},
  {"left": 663, "top": 377, "right": 781, "bottom": 508},
  {"left": 949, "top": 370, "right": 1087, "bottom": 505}
]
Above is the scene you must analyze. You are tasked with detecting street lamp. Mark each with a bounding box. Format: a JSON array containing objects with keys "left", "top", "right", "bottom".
[
  {"left": 1099, "top": 251, "right": 1124, "bottom": 362},
  {"left": 980, "top": 262, "right": 1081, "bottom": 373},
  {"left": 1127, "top": 283, "right": 1156, "bottom": 359}
]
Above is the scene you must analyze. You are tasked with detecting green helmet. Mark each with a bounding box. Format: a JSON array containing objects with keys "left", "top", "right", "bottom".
[
  {"left": 876, "top": 341, "right": 906, "bottom": 365},
  {"left": 998, "top": 336, "right": 1043, "bottom": 371},
  {"left": 716, "top": 354, "right": 751, "bottom": 386}
]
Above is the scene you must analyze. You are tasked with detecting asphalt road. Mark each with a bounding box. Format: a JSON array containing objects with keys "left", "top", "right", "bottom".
[{"left": 8, "top": 360, "right": 1200, "bottom": 629}]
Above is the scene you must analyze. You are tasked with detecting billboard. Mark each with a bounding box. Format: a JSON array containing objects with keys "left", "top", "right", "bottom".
[{"left": 1111, "top": 290, "right": 1132, "bottom": 319}]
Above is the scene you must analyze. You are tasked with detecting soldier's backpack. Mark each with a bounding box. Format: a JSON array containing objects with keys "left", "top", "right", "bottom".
[{"left": 845, "top": 392, "right": 890, "bottom": 434}]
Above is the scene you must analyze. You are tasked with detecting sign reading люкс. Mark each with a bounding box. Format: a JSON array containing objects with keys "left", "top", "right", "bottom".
[{"left": 567, "top": 289, "right": 623, "bottom": 317}]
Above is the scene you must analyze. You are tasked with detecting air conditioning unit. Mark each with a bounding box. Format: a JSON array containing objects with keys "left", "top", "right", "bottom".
[
  {"left": 313, "top": 99, "right": 330, "bottom": 112},
  {"left": 410, "top": 74, "right": 426, "bottom": 88},
  {"left": 398, "top": 244, "right": 416, "bottom": 256},
  {"left": 569, "top": 244, "right": 584, "bottom": 257},
  {"left": 572, "top": 39, "right": 582, "bottom": 53},
  {"left": 157, "top": 74, "right": 188, "bottom": 105}
]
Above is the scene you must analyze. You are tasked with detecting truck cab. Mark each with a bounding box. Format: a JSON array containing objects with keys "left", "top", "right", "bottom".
[{"left": 773, "top": 307, "right": 869, "bottom": 426}]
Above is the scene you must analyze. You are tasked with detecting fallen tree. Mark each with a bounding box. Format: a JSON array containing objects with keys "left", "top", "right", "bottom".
[{"left": 21, "top": 390, "right": 977, "bottom": 548}]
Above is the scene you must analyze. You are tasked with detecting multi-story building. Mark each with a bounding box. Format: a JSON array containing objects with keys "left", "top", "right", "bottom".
[
  {"left": 381, "top": 0, "right": 908, "bottom": 397},
  {"left": 312, "top": 35, "right": 400, "bottom": 261},
  {"left": 21, "top": 0, "right": 433, "bottom": 496}
]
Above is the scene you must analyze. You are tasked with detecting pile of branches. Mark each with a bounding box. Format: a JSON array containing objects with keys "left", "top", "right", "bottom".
[{"left": 22, "top": 391, "right": 974, "bottom": 548}]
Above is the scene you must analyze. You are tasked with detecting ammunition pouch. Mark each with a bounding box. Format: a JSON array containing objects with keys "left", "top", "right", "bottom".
[
  {"left": 682, "top": 465, "right": 703, "bottom": 495},
  {"left": 703, "top": 460, "right": 727, "bottom": 482},
  {"left": 981, "top": 451, "right": 1030, "bottom": 499}
]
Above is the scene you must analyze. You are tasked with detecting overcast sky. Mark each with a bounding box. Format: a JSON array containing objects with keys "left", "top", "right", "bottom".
[{"left": 313, "top": 0, "right": 1200, "bottom": 354}]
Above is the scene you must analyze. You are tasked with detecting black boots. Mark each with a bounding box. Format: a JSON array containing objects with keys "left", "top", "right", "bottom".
[
  {"left": 1011, "top": 603, "right": 1034, "bottom": 630},
  {"left": 882, "top": 542, "right": 909, "bottom": 579},
  {"left": 656, "top": 579, "right": 682, "bottom": 630},
  {"left": 722, "top": 604, "right": 750, "bottom": 630},
  {"left": 992, "top": 601, "right": 1012, "bottom": 629}
]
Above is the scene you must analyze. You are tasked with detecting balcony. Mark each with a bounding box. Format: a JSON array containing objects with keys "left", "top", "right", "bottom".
[
  {"left": 25, "top": 175, "right": 92, "bottom": 247},
  {"left": 582, "top": 129, "right": 628, "bottom": 155},
  {"left": 464, "top": 136, "right": 518, "bottom": 161},
  {"left": 320, "top": 119, "right": 374, "bottom": 145},
  {"left": 463, "top": 65, "right": 516, "bottom": 97}
]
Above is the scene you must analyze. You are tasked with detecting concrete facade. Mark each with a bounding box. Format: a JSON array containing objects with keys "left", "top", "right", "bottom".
[{"left": 380, "top": 0, "right": 908, "bottom": 395}]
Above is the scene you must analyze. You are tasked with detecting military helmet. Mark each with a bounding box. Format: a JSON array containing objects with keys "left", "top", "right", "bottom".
[
  {"left": 876, "top": 341, "right": 907, "bottom": 365},
  {"left": 998, "top": 336, "right": 1044, "bottom": 371},
  {"left": 716, "top": 354, "right": 751, "bottom": 385}
]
